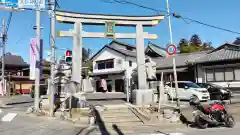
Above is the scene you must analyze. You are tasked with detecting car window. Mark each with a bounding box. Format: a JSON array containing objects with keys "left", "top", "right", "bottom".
[
  {"left": 210, "top": 84, "right": 223, "bottom": 89},
  {"left": 184, "top": 82, "right": 201, "bottom": 88},
  {"left": 197, "top": 83, "right": 204, "bottom": 87},
  {"left": 206, "top": 84, "right": 212, "bottom": 89},
  {"left": 165, "top": 82, "right": 175, "bottom": 88},
  {"left": 178, "top": 83, "right": 185, "bottom": 88}
]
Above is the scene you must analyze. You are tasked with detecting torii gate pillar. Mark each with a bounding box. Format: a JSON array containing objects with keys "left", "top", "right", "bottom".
[
  {"left": 136, "top": 24, "right": 147, "bottom": 89},
  {"left": 72, "top": 22, "right": 82, "bottom": 84}
]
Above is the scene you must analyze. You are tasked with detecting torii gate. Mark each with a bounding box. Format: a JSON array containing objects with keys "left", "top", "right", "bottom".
[{"left": 56, "top": 10, "right": 164, "bottom": 104}]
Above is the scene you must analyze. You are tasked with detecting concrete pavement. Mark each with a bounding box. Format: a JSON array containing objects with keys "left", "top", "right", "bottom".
[
  {"left": 0, "top": 94, "right": 33, "bottom": 106},
  {"left": 165, "top": 122, "right": 240, "bottom": 135},
  {"left": 0, "top": 108, "right": 86, "bottom": 135},
  {"left": 0, "top": 94, "right": 240, "bottom": 135}
]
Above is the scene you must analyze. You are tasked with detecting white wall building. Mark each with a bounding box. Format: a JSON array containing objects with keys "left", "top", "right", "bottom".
[
  {"left": 91, "top": 40, "right": 137, "bottom": 93},
  {"left": 90, "top": 40, "right": 166, "bottom": 93}
]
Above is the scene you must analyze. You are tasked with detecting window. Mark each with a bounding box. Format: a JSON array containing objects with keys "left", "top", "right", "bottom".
[
  {"left": 115, "top": 79, "right": 124, "bottom": 92},
  {"left": 215, "top": 68, "right": 224, "bottom": 81},
  {"left": 107, "top": 80, "right": 113, "bottom": 92},
  {"left": 184, "top": 82, "right": 201, "bottom": 88},
  {"left": 206, "top": 67, "right": 240, "bottom": 82},
  {"left": 98, "top": 62, "right": 105, "bottom": 70},
  {"left": 106, "top": 61, "right": 114, "bottom": 68},
  {"left": 97, "top": 59, "right": 114, "bottom": 70},
  {"left": 166, "top": 82, "right": 175, "bottom": 88},
  {"left": 234, "top": 68, "right": 240, "bottom": 80},
  {"left": 178, "top": 83, "right": 185, "bottom": 88},
  {"left": 129, "top": 61, "right": 132, "bottom": 67},
  {"left": 225, "top": 68, "right": 234, "bottom": 81},
  {"left": 197, "top": 83, "right": 205, "bottom": 88},
  {"left": 206, "top": 69, "right": 214, "bottom": 82}
]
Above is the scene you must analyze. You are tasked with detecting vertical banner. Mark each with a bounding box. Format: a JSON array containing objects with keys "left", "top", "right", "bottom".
[
  {"left": 29, "top": 38, "right": 43, "bottom": 80},
  {"left": 30, "top": 38, "right": 36, "bottom": 80}
]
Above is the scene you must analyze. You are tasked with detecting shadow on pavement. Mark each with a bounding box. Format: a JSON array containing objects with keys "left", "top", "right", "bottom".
[
  {"left": 93, "top": 105, "right": 110, "bottom": 135},
  {"left": 112, "top": 124, "right": 124, "bottom": 135}
]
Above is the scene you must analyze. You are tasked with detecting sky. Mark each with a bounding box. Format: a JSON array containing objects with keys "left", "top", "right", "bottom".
[{"left": 0, "top": 0, "right": 240, "bottom": 63}]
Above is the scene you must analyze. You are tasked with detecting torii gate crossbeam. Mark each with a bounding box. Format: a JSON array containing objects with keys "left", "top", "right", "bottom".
[{"left": 55, "top": 10, "right": 164, "bottom": 105}]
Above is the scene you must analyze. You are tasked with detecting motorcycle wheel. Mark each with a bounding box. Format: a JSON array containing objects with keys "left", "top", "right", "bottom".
[
  {"left": 195, "top": 114, "right": 208, "bottom": 129},
  {"left": 224, "top": 115, "right": 235, "bottom": 128}
]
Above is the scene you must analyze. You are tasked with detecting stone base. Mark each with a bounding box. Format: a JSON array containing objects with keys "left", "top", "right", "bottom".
[{"left": 132, "top": 89, "right": 154, "bottom": 105}]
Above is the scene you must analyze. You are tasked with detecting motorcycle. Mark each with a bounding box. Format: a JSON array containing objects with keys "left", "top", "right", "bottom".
[{"left": 190, "top": 97, "right": 235, "bottom": 129}]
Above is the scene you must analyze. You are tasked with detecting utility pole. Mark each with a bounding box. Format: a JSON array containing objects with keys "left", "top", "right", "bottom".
[
  {"left": 49, "top": 0, "right": 56, "bottom": 117},
  {"left": 166, "top": 0, "right": 180, "bottom": 109},
  {"left": 1, "top": 18, "right": 6, "bottom": 96},
  {"left": 34, "top": 0, "right": 41, "bottom": 112}
]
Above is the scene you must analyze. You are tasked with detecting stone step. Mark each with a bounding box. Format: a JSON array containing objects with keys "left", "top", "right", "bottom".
[
  {"left": 101, "top": 113, "right": 137, "bottom": 117},
  {"left": 103, "top": 122, "right": 183, "bottom": 129},
  {"left": 104, "top": 123, "right": 144, "bottom": 128},
  {"left": 101, "top": 118, "right": 141, "bottom": 123},
  {"left": 102, "top": 117, "right": 140, "bottom": 123},
  {"left": 102, "top": 109, "right": 132, "bottom": 113},
  {"left": 95, "top": 127, "right": 156, "bottom": 135}
]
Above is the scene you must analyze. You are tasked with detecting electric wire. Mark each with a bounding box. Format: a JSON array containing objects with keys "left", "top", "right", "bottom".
[{"left": 100, "top": 0, "right": 240, "bottom": 35}]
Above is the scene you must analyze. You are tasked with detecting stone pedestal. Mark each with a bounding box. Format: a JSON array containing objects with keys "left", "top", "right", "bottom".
[{"left": 132, "top": 89, "right": 154, "bottom": 105}]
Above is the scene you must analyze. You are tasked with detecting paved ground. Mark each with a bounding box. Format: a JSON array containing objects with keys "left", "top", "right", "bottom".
[
  {"left": 0, "top": 108, "right": 87, "bottom": 135},
  {"left": 162, "top": 122, "right": 240, "bottom": 135},
  {"left": 1, "top": 94, "right": 240, "bottom": 135}
]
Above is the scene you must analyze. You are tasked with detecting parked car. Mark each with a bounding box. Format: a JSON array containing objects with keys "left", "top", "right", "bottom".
[
  {"left": 165, "top": 81, "right": 210, "bottom": 101},
  {"left": 196, "top": 83, "right": 232, "bottom": 100},
  {"left": 30, "top": 85, "right": 48, "bottom": 98}
]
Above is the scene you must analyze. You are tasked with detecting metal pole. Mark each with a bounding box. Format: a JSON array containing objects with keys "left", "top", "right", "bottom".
[
  {"left": 170, "top": 74, "right": 173, "bottom": 103},
  {"left": 49, "top": 0, "right": 56, "bottom": 117},
  {"left": 1, "top": 18, "right": 6, "bottom": 96},
  {"left": 166, "top": 0, "right": 180, "bottom": 109},
  {"left": 34, "top": 1, "right": 41, "bottom": 112},
  {"left": 166, "top": 0, "right": 173, "bottom": 44}
]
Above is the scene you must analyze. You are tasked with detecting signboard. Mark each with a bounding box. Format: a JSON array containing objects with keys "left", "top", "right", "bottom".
[
  {"left": 0, "top": 0, "right": 18, "bottom": 7},
  {"left": 105, "top": 21, "right": 115, "bottom": 38},
  {"left": 166, "top": 44, "right": 177, "bottom": 56},
  {"left": 0, "top": 0, "right": 17, "bottom": 5},
  {"left": 0, "top": 0, "right": 45, "bottom": 9},
  {"left": 18, "top": 0, "right": 45, "bottom": 9},
  {"left": 29, "top": 38, "right": 43, "bottom": 80}
]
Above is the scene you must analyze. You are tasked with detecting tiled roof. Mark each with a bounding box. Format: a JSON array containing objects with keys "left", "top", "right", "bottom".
[
  {"left": 110, "top": 40, "right": 136, "bottom": 49},
  {"left": 106, "top": 45, "right": 136, "bottom": 57},
  {"left": 146, "top": 42, "right": 167, "bottom": 57},
  {"left": 154, "top": 43, "right": 240, "bottom": 68},
  {"left": 1, "top": 55, "right": 28, "bottom": 67},
  {"left": 90, "top": 40, "right": 137, "bottom": 60},
  {"left": 152, "top": 51, "right": 209, "bottom": 69},
  {"left": 194, "top": 46, "right": 240, "bottom": 63}
]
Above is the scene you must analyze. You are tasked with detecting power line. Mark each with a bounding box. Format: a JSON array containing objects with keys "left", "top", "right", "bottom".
[
  {"left": 100, "top": 0, "right": 240, "bottom": 35},
  {"left": 181, "top": 17, "right": 240, "bottom": 35},
  {"left": 100, "top": 0, "right": 164, "bottom": 15},
  {"left": 5, "top": 12, "right": 13, "bottom": 35}
]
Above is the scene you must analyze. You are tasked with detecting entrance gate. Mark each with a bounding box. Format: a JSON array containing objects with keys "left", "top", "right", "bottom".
[{"left": 56, "top": 10, "right": 164, "bottom": 104}]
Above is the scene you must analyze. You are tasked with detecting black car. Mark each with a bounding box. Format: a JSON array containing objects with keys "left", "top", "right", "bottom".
[{"left": 197, "top": 83, "right": 232, "bottom": 100}]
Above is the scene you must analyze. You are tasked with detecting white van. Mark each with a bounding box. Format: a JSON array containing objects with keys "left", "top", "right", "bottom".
[{"left": 165, "top": 81, "right": 210, "bottom": 101}]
